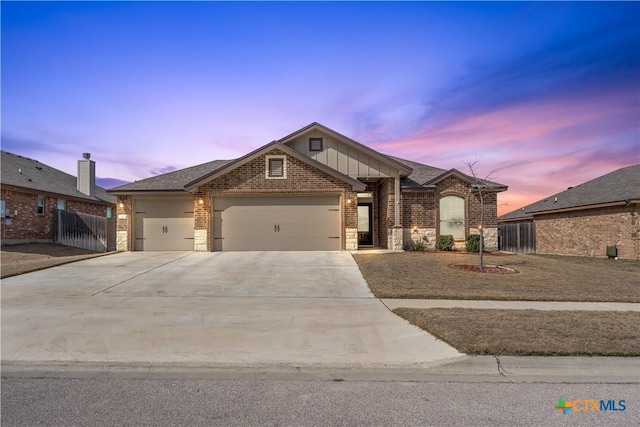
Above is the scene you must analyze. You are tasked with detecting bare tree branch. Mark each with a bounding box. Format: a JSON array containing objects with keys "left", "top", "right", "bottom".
[{"left": 462, "top": 158, "right": 497, "bottom": 268}]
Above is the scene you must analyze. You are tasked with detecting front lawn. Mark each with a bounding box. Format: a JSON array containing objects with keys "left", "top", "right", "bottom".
[
  {"left": 394, "top": 308, "right": 640, "bottom": 356},
  {"left": 1, "top": 243, "right": 113, "bottom": 278},
  {"left": 353, "top": 252, "right": 640, "bottom": 302}
]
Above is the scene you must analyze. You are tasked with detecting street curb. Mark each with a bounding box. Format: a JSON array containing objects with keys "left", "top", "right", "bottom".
[{"left": 3, "top": 356, "right": 638, "bottom": 383}]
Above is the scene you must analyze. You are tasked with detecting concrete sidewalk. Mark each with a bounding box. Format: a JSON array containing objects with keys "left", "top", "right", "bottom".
[{"left": 382, "top": 299, "right": 640, "bottom": 311}]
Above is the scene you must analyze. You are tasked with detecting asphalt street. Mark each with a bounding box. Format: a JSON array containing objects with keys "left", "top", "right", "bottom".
[{"left": 2, "top": 378, "right": 638, "bottom": 426}]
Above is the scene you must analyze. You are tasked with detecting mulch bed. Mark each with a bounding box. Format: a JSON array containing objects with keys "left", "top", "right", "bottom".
[{"left": 449, "top": 264, "right": 517, "bottom": 274}]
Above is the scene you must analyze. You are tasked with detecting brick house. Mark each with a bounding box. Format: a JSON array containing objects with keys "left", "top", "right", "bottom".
[
  {"left": 498, "top": 164, "right": 640, "bottom": 259},
  {"left": 1, "top": 151, "right": 116, "bottom": 246},
  {"left": 109, "top": 122, "right": 507, "bottom": 252}
]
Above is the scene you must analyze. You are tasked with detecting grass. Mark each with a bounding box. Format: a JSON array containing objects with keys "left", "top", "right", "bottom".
[
  {"left": 353, "top": 252, "right": 640, "bottom": 302},
  {"left": 1, "top": 243, "right": 113, "bottom": 278},
  {"left": 394, "top": 308, "right": 640, "bottom": 356}
]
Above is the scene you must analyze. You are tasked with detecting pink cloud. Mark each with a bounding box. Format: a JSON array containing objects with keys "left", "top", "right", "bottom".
[{"left": 372, "top": 86, "right": 638, "bottom": 216}]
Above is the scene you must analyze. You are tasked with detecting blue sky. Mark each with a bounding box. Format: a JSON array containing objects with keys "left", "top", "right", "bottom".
[{"left": 2, "top": 1, "right": 639, "bottom": 215}]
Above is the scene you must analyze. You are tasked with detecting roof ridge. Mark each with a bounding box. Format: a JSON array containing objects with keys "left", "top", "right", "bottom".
[{"left": 1, "top": 150, "right": 43, "bottom": 164}]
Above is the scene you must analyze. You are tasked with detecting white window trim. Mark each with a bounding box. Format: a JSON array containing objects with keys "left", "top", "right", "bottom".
[
  {"left": 37, "top": 195, "right": 45, "bottom": 215},
  {"left": 265, "top": 155, "right": 287, "bottom": 179}
]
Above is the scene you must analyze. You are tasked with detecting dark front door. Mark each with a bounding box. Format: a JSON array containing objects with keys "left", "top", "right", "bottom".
[{"left": 358, "top": 203, "right": 373, "bottom": 246}]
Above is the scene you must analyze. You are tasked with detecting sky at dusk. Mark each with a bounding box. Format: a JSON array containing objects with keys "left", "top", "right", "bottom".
[{"left": 2, "top": 1, "right": 639, "bottom": 216}]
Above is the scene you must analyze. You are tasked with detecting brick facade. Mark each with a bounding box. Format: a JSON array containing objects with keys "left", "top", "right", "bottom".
[
  {"left": 1, "top": 184, "right": 114, "bottom": 245},
  {"left": 398, "top": 174, "right": 500, "bottom": 249},
  {"left": 178, "top": 149, "right": 357, "bottom": 251},
  {"left": 113, "top": 152, "right": 504, "bottom": 252},
  {"left": 116, "top": 195, "right": 133, "bottom": 251},
  {"left": 534, "top": 203, "right": 640, "bottom": 260},
  {"left": 378, "top": 178, "right": 394, "bottom": 249},
  {"left": 401, "top": 191, "right": 436, "bottom": 228}
]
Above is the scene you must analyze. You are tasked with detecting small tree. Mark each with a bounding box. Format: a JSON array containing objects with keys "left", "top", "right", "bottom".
[{"left": 463, "top": 158, "right": 497, "bottom": 268}]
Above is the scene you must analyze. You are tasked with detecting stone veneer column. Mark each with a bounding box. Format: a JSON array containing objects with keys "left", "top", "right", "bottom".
[
  {"left": 403, "top": 228, "right": 437, "bottom": 250},
  {"left": 115, "top": 196, "right": 131, "bottom": 251},
  {"left": 484, "top": 227, "right": 498, "bottom": 250},
  {"left": 389, "top": 225, "right": 403, "bottom": 250},
  {"left": 469, "top": 227, "right": 498, "bottom": 250},
  {"left": 345, "top": 227, "right": 358, "bottom": 251},
  {"left": 194, "top": 229, "right": 208, "bottom": 251},
  {"left": 116, "top": 231, "right": 128, "bottom": 251}
]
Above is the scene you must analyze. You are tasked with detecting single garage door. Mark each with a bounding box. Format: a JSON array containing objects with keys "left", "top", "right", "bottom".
[
  {"left": 134, "top": 198, "right": 194, "bottom": 251},
  {"left": 213, "top": 195, "right": 341, "bottom": 251}
]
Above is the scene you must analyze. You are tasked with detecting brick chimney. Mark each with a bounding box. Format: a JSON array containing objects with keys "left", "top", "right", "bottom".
[{"left": 77, "top": 153, "right": 96, "bottom": 197}]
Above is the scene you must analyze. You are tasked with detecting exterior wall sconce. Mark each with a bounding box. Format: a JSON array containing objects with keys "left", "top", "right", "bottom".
[
  {"left": 413, "top": 227, "right": 418, "bottom": 234},
  {"left": 198, "top": 198, "right": 204, "bottom": 205},
  {"left": 347, "top": 198, "right": 352, "bottom": 204},
  {"left": 118, "top": 202, "right": 124, "bottom": 208}
]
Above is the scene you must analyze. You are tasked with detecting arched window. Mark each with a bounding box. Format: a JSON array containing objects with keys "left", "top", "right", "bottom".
[{"left": 439, "top": 196, "right": 465, "bottom": 239}]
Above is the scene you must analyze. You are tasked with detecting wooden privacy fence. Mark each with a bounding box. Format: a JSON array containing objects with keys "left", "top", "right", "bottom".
[
  {"left": 498, "top": 222, "right": 536, "bottom": 254},
  {"left": 54, "top": 209, "right": 113, "bottom": 252}
]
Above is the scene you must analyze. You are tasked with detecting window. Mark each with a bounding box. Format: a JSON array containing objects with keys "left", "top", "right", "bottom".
[
  {"left": 37, "top": 196, "right": 45, "bottom": 215},
  {"left": 269, "top": 158, "right": 283, "bottom": 177},
  {"left": 106, "top": 207, "right": 113, "bottom": 218},
  {"left": 57, "top": 199, "right": 66, "bottom": 211},
  {"left": 265, "top": 155, "right": 286, "bottom": 179},
  {"left": 309, "top": 137, "right": 323, "bottom": 152},
  {"left": 439, "top": 196, "right": 465, "bottom": 239}
]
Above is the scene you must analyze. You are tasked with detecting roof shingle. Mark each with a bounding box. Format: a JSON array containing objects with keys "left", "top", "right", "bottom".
[
  {"left": 1, "top": 151, "right": 115, "bottom": 204},
  {"left": 499, "top": 164, "right": 640, "bottom": 221}
]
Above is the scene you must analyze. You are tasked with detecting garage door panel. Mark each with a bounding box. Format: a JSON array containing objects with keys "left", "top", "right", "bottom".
[
  {"left": 213, "top": 196, "right": 341, "bottom": 251},
  {"left": 134, "top": 198, "right": 194, "bottom": 251}
]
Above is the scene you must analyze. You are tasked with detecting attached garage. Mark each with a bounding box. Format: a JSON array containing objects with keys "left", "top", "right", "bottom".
[
  {"left": 134, "top": 198, "right": 194, "bottom": 251},
  {"left": 213, "top": 195, "right": 341, "bottom": 251}
]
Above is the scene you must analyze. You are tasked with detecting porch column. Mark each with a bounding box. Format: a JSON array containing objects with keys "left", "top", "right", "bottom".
[
  {"left": 394, "top": 174, "right": 401, "bottom": 226},
  {"left": 391, "top": 174, "right": 403, "bottom": 250}
]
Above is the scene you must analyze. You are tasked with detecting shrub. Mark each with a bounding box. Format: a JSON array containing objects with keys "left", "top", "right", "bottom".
[
  {"left": 465, "top": 234, "right": 484, "bottom": 252},
  {"left": 407, "top": 238, "right": 427, "bottom": 252},
  {"left": 436, "top": 235, "right": 454, "bottom": 251}
]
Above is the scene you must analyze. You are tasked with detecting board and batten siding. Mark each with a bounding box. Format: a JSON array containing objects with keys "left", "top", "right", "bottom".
[{"left": 287, "top": 132, "right": 399, "bottom": 179}]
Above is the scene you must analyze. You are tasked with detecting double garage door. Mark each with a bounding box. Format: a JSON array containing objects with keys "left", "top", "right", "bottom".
[
  {"left": 213, "top": 195, "right": 341, "bottom": 251},
  {"left": 134, "top": 195, "right": 341, "bottom": 251}
]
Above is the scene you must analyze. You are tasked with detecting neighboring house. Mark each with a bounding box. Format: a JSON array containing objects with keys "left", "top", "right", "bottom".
[
  {"left": 498, "top": 164, "right": 640, "bottom": 259},
  {"left": 1, "top": 151, "right": 116, "bottom": 247},
  {"left": 108, "top": 122, "right": 507, "bottom": 252}
]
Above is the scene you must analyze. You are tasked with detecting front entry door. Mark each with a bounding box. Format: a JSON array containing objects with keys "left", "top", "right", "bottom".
[{"left": 358, "top": 203, "right": 373, "bottom": 246}]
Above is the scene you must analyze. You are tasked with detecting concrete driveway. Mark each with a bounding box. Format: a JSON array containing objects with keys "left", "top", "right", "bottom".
[{"left": 1, "top": 252, "right": 461, "bottom": 370}]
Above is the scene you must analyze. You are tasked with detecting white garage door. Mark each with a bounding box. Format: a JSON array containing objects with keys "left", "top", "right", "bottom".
[
  {"left": 134, "top": 198, "right": 194, "bottom": 251},
  {"left": 213, "top": 196, "right": 341, "bottom": 251}
]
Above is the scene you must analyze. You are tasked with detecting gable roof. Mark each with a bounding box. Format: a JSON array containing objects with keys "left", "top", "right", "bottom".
[
  {"left": 1, "top": 151, "right": 115, "bottom": 204},
  {"left": 390, "top": 156, "right": 508, "bottom": 191},
  {"left": 184, "top": 141, "right": 366, "bottom": 191},
  {"left": 107, "top": 123, "right": 509, "bottom": 195},
  {"left": 109, "top": 141, "right": 367, "bottom": 194},
  {"left": 279, "top": 122, "right": 413, "bottom": 177},
  {"left": 499, "top": 164, "right": 640, "bottom": 221}
]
